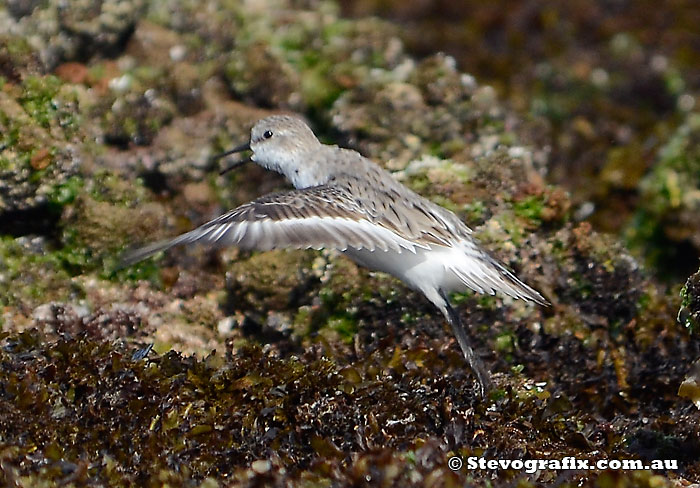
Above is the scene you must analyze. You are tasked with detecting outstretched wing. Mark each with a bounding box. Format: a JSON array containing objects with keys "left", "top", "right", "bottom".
[
  {"left": 120, "top": 185, "right": 429, "bottom": 267},
  {"left": 121, "top": 175, "right": 548, "bottom": 306}
]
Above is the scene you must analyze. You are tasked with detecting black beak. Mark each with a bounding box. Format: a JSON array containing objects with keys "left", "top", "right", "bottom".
[
  {"left": 218, "top": 157, "right": 252, "bottom": 175},
  {"left": 213, "top": 141, "right": 252, "bottom": 175}
]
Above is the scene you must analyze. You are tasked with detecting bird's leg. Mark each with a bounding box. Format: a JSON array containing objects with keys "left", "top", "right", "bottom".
[{"left": 439, "top": 290, "right": 493, "bottom": 397}]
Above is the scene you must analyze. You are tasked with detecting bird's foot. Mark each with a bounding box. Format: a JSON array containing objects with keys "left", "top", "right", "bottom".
[{"left": 470, "top": 358, "right": 493, "bottom": 398}]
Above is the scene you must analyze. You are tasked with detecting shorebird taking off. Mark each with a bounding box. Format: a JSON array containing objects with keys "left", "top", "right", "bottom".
[{"left": 122, "top": 115, "right": 548, "bottom": 396}]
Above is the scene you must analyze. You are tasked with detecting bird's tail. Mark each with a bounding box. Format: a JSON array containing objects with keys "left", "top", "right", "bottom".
[{"left": 447, "top": 245, "right": 549, "bottom": 306}]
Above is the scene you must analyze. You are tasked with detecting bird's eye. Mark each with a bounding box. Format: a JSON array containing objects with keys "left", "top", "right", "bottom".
[{"left": 263, "top": 130, "right": 273, "bottom": 139}]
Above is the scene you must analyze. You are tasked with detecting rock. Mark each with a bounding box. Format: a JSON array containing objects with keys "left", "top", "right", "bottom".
[{"left": 0, "top": 0, "right": 146, "bottom": 69}]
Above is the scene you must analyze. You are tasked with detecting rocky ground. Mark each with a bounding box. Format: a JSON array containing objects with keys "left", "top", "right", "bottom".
[{"left": 0, "top": 0, "right": 698, "bottom": 486}]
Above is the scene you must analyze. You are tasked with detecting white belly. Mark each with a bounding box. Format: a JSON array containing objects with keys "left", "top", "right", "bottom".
[{"left": 342, "top": 247, "right": 464, "bottom": 298}]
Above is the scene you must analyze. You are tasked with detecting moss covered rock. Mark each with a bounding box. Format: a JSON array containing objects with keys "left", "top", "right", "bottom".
[{"left": 628, "top": 113, "right": 700, "bottom": 278}]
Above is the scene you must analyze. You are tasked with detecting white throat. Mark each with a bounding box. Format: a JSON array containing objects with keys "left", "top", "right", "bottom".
[{"left": 253, "top": 146, "right": 328, "bottom": 189}]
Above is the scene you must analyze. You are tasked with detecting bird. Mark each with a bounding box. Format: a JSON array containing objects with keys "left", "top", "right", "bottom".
[{"left": 121, "top": 114, "right": 548, "bottom": 396}]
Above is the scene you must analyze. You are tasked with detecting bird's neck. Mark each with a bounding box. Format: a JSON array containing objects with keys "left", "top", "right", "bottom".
[
  {"left": 283, "top": 145, "right": 337, "bottom": 189},
  {"left": 254, "top": 144, "right": 341, "bottom": 189}
]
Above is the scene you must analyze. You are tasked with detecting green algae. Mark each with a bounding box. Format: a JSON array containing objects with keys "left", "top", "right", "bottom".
[
  {"left": 45, "top": 175, "right": 84, "bottom": 208},
  {"left": 18, "top": 76, "right": 64, "bottom": 129},
  {"left": 0, "top": 236, "right": 78, "bottom": 308},
  {"left": 0, "top": 74, "right": 81, "bottom": 213},
  {"left": 56, "top": 172, "right": 166, "bottom": 280},
  {"left": 324, "top": 315, "right": 359, "bottom": 343},
  {"left": 1, "top": 170, "right": 163, "bottom": 287},
  {"left": 512, "top": 194, "right": 547, "bottom": 225},
  {"left": 627, "top": 113, "right": 700, "bottom": 279}
]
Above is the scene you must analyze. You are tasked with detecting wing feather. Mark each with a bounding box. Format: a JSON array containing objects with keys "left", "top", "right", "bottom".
[{"left": 120, "top": 185, "right": 425, "bottom": 267}]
